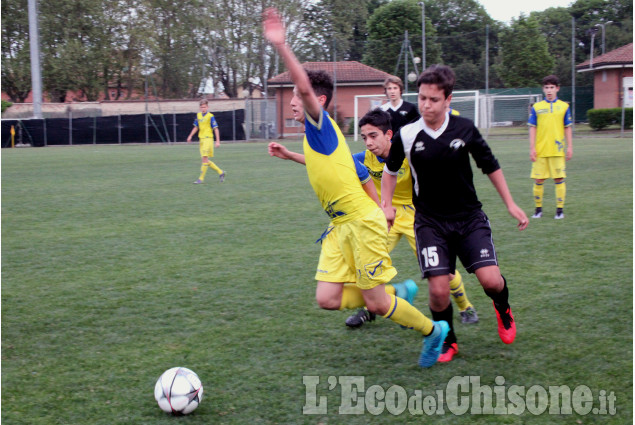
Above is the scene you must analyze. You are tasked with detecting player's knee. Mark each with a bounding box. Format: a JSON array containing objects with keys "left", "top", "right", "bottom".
[
  {"left": 315, "top": 293, "right": 340, "bottom": 310},
  {"left": 365, "top": 300, "right": 389, "bottom": 316},
  {"left": 479, "top": 275, "right": 503, "bottom": 292}
]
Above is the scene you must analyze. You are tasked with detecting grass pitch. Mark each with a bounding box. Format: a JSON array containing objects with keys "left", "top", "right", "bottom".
[{"left": 2, "top": 135, "right": 632, "bottom": 424}]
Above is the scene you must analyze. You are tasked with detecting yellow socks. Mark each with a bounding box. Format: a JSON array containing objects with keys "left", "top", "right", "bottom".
[
  {"left": 383, "top": 294, "right": 434, "bottom": 335},
  {"left": 198, "top": 164, "right": 209, "bottom": 181},
  {"left": 339, "top": 284, "right": 365, "bottom": 310},
  {"left": 533, "top": 182, "right": 544, "bottom": 208},
  {"left": 207, "top": 161, "right": 222, "bottom": 175},
  {"left": 449, "top": 271, "right": 473, "bottom": 312},
  {"left": 555, "top": 180, "right": 566, "bottom": 208}
]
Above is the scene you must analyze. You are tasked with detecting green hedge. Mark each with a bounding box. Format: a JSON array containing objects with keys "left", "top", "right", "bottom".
[
  {"left": 1, "top": 100, "right": 13, "bottom": 114},
  {"left": 587, "top": 107, "right": 633, "bottom": 130}
]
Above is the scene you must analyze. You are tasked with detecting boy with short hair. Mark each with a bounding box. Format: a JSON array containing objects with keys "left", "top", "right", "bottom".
[
  {"left": 263, "top": 8, "right": 448, "bottom": 368},
  {"left": 345, "top": 109, "right": 480, "bottom": 336},
  {"left": 380, "top": 76, "right": 420, "bottom": 134},
  {"left": 187, "top": 99, "right": 226, "bottom": 184},
  {"left": 382, "top": 64, "right": 528, "bottom": 360},
  {"left": 528, "top": 75, "right": 573, "bottom": 219}
]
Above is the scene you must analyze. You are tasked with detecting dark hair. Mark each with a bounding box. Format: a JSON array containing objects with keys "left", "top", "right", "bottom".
[
  {"left": 359, "top": 109, "right": 392, "bottom": 134},
  {"left": 306, "top": 70, "right": 334, "bottom": 109},
  {"left": 542, "top": 75, "right": 560, "bottom": 87},
  {"left": 416, "top": 64, "right": 455, "bottom": 98},
  {"left": 383, "top": 76, "right": 404, "bottom": 95}
]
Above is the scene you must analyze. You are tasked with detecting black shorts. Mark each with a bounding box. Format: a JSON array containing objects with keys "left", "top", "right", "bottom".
[{"left": 414, "top": 210, "right": 498, "bottom": 278}]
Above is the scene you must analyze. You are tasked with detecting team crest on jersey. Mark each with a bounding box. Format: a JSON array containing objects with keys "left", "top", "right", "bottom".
[
  {"left": 368, "top": 168, "right": 383, "bottom": 179},
  {"left": 399, "top": 110, "right": 408, "bottom": 116},
  {"left": 325, "top": 200, "right": 345, "bottom": 219},
  {"left": 415, "top": 141, "right": 425, "bottom": 152},
  {"left": 363, "top": 260, "right": 385, "bottom": 279},
  {"left": 450, "top": 139, "right": 465, "bottom": 150}
]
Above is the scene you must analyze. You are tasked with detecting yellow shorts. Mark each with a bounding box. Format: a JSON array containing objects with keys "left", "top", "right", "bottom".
[
  {"left": 315, "top": 208, "right": 397, "bottom": 290},
  {"left": 531, "top": 156, "right": 566, "bottom": 179},
  {"left": 199, "top": 138, "right": 215, "bottom": 158},
  {"left": 387, "top": 204, "right": 416, "bottom": 253}
]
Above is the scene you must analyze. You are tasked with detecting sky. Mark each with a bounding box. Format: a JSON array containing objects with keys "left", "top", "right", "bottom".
[{"left": 477, "top": 0, "right": 574, "bottom": 24}]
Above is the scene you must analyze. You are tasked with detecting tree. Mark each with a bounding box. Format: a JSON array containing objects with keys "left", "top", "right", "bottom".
[
  {"left": 299, "top": 0, "right": 374, "bottom": 62},
  {"left": 364, "top": 0, "right": 442, "bottom": 76},
  {"left": 495, "top": 15, "right": 555, "bottom": 87},
  {"left": 424, "top": 0, "right": 498, "bottom": 69},
  {"left": 1, "top": 0, "right": 31, "bottom": 102}
]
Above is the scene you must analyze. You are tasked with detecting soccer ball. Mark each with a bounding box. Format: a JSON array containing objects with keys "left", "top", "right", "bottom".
[{"left": 154, "top": 367, "right": 204, "bottom": 415}]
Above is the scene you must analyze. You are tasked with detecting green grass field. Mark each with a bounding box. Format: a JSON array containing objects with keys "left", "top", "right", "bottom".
[{"left": 2, "top": 136, "right": 632, "bottom": 424}]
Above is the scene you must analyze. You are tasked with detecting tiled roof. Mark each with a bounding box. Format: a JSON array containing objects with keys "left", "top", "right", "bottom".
[
  {"left": 577, "top": 43, "right": 633, "bottom": 70},
  {"left": 268, "top": 61, "right": 392, "bottom": 85}
]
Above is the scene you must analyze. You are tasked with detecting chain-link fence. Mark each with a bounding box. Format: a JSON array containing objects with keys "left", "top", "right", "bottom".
[{"left": 244, "top": 99, "right": 278, "bottom": 140}]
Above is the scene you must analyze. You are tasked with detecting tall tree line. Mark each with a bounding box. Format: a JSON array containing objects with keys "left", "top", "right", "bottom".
[{"left": 1, "top": 0, "right": 632, "bottom": 102}]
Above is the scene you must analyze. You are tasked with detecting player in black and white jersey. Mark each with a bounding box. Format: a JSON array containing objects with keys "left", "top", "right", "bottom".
[
  {"left": 380, "top": 76, "right": 420, "bottom": 135},
  {"left": 381, "top": 65, "right": 529, "bottom": 362}
]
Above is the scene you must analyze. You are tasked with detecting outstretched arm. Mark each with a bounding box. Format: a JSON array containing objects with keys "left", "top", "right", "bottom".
[
  {"left": 263, "top": 8, "right": 322, "bottom": 122},
  {"left": 487, "top": 169, "right": 529, "bottom": 231},
  {"left": 268, "top": 142, "right": 306, "bottom": 165}
]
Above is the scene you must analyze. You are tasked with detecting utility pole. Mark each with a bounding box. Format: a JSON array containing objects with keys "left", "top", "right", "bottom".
[{"left": 28, "top": 0, "right": 43, "bottom": 119}]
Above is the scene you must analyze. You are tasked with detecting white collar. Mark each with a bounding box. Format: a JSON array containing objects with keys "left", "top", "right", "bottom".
[
  {"left": 382, "top": 99, "right": 403, "bottom": 112},
  {"left": 421, "top": 112, "right": 450, "bottom": 139}
]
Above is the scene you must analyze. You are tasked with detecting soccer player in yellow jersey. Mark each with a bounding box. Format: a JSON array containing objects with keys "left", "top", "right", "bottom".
[
  {"left": 187, "top": 99, "right": 226, "bottom": 184},
  {"left": 264, "top": 8, "right": 448, "bottom": 368},
  {"left": 528, "top": 75, "right": 573, "bottom": 219},
  {"left": 345, "top": 110, "right": 479, "bottom": 348}
]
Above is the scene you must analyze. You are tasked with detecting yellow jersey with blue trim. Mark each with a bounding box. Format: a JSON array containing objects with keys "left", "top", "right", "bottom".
[
  {"left": 194, "top": 112, "right": 219, "bottom": 140},
  {"left": 352, "top": 150, "right": 413, "bottom": 207},
  {"left": 304, "top": 109, "right": 377, "bottom": 224},
  {"left": 528, "top": 98, "right": 572, "bottom": 157}
]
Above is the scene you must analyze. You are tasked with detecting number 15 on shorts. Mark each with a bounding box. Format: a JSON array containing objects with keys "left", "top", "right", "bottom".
[{"left": 421, "top": 246, "right": 439, "bottom": 267}]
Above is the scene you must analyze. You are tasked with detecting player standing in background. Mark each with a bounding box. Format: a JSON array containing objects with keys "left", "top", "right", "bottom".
[
  {"left": 345, "top": 109, "right": 479, "bottom": 338},
  {"left": 263, "top": 8, "right": 448, "bottom": 368},
  {"left": 380, "top": 76, "right": 419, "bottom": 135},
  {"left": 528, "top": 75, "right": 573, "bottom": 219},
  {"left": 382, "top": 64, "right": 528, "bottom": 361},
  {"left": 187, "top": 99, "right": 226, "bottom": 184}
]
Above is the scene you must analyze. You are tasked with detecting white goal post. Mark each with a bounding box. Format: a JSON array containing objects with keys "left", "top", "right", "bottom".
[{"left": 353, "top": 90, "right": 480, "bottom": 141}]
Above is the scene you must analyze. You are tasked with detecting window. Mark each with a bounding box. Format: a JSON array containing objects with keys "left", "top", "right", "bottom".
[{"left": 285, "top": 118, "right": 301, "bottom": 128}]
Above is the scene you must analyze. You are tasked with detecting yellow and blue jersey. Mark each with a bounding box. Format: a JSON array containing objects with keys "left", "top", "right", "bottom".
[
  {"left": 449, "top": 108, "right": 460, "bottom": 116},
  {"left": 352, "top": 150, "right": 412, "bottom": 207},
  {"left": 528, "top": 98, "right": 572, "bottom": 157},
  {"left": 194, "top": 112, "right": 219, "bottom": 140},
  {"left": 304, "top": 109, "right": 376, "bottom": 224}
]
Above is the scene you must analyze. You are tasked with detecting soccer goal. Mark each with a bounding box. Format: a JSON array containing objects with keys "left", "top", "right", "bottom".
[
  {"left": 479, "top": 94, "right": 543, "bottom": 128},
  {"left": 353, "top": 90, "right": 480, "bottom": 141}
]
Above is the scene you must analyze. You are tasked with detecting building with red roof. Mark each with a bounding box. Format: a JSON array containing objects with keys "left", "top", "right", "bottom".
[
  {"left": 576, "top": 43, "right": 633, "bottom": 109},
  {"left": 267, "top": 61, "right": 394, "bottom": 138}
]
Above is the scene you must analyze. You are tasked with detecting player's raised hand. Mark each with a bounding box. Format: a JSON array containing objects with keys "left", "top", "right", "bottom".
[{"left": 263, "top": 8, "right": 285, "bottom": 46}]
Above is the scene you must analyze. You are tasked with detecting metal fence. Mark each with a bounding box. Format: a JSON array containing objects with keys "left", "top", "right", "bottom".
[
  {"left": 244, "top": 98, "right": 278, "bottom": 140},
  {"left": 1, "top": 110, "right": 246, "bottom": 148}
]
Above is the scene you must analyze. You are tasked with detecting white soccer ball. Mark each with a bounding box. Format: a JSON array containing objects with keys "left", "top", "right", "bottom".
[{"left": 154, "top": 367, "right": 204, "bottom": 415}]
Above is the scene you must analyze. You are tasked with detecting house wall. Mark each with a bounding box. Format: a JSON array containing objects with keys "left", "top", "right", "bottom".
[
  {"left": 593, "top": 67, "right": 633, "bottom": 109},
  {"left": 274, "top": 83, "right": 386, "bottom": 138}
]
